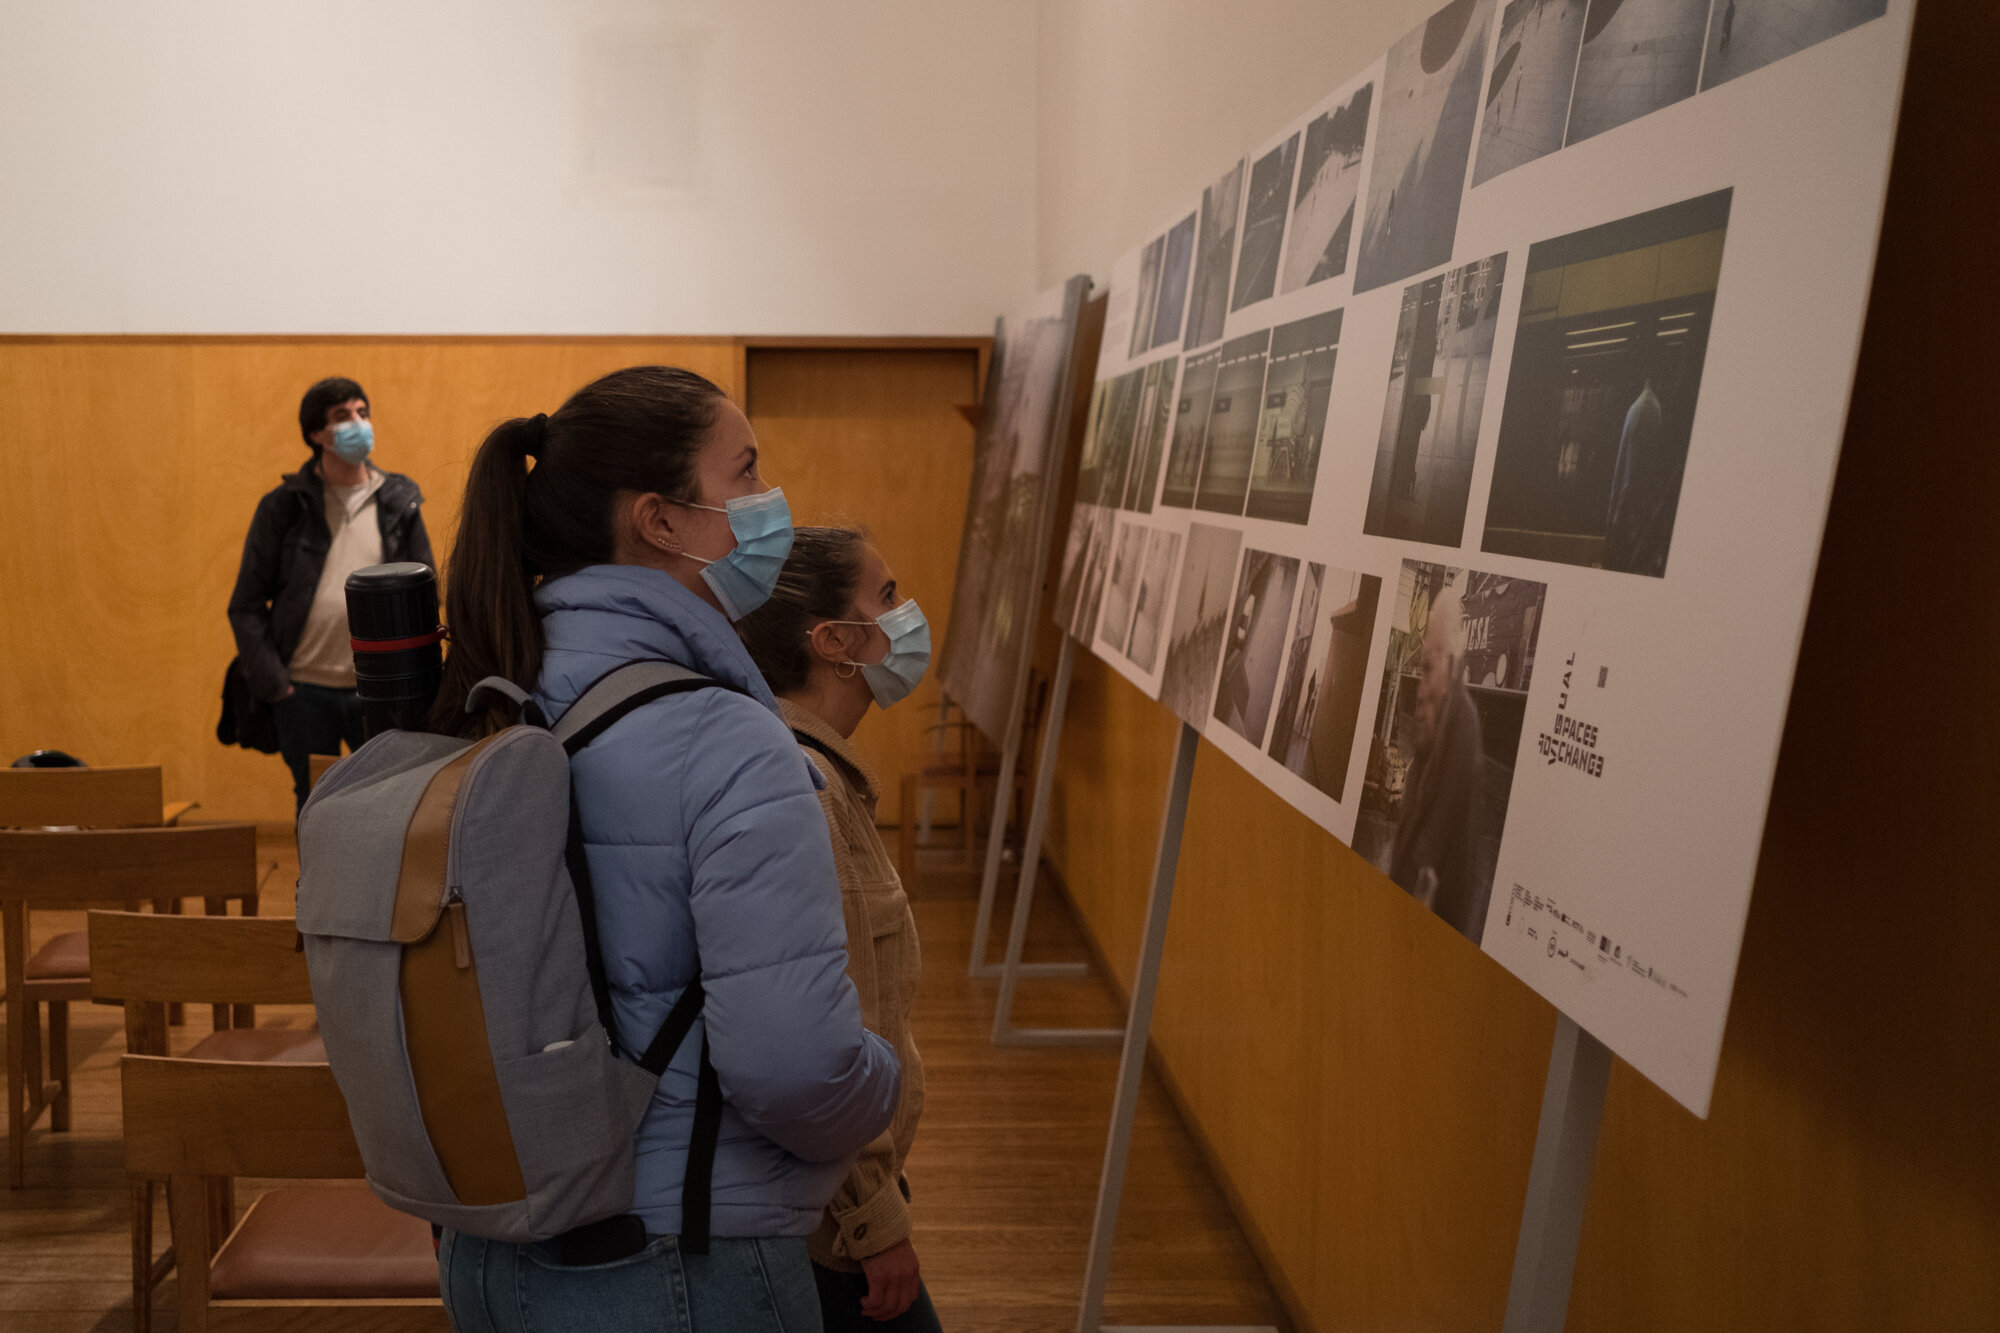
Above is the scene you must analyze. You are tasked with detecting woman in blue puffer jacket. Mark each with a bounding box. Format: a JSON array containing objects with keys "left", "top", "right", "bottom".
[{"left": 428, "top": 365, "right": 901, "bottom": 1331}]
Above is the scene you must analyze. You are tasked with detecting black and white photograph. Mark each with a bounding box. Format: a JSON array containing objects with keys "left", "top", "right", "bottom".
[
  {"left": 1122, "top": 357, "right": 1178, "bottom": 513},
  {"left": 1099, "top": 368, "right": 1148, "bottom": 509},
  {"left": 1565, "top": 0, "right": 1709, "bottom": 145},
  {"left": 1129, "top": 234, "right": 1166, "bottom": 359},
  {"left": 1079, "top": 367, "right": 1143, "bottom": 509},
  {"left": 1246, "top": 310, "right": 1343, "bottom": 525},
  {"left": 1231, "top": 134, "right": 1299, "bottom": 313},
  {"left": 1482, "top": 190, "right": 1729, "bottom": 575},
  {"left": 1473, "top": 0, "right": 1587, "bottom": 185},
  {"left": 1282, "top": 83, "right": 1373, "bottom": 294},
  {"left": 1700, "top": 0, "right": 1888, "bottom": 90},
  {"left": 1072, "top": 380, "right": 1110, "bottom": 508},
  {"left": 1096, "top": 519, "right": 1149, "bottom": 653},
  {"left": 1354, "top": 560, "right": 1546, "bottom": 942},
  {"left": 1125, "top": 528, "right": 1184, "bottom": 673},
  {"left": 1211, "top": 549, "right": 1302, "bottom": 749},
  {"left": 1151, "top": 213, "right": 1198, "bottom": 351},
  {"left": 1194, "top": 329, "right": 1273, "bottom": 516},
  {"left": 1354, "top": 0, "right": 1493, "bottom": 294},
  {"left": 937, "top": 299, "right": 1078, "bottom": 740},
  {"left": 1159, "top": 348, "right": 1219, "bottom": 510},
  {"left": 1267, "top": 564, "right": 1383, "bottom": 803},
  {"left": 1070, "top": 502, "right": 1118, "bottom": 643},
  {"left": 1362, "top": 252, "right": 1508, "bottom": 547},
  {"left": 1158, "top": 522, "right": 1244, "bottom": 728},
  {"left": 1050, "top": 499, "right": 1101, "bottom": 637},
  {"left": 1183, "top": 159, "right": 1244, "bottom": 350}
]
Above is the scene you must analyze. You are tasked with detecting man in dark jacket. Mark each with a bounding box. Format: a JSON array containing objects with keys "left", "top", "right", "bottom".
[
  {"left": 227, "top": 377, "right": 432, "bottom": 812},
  {"left": 1388, "top": 583, "right": 1490, "bottom": 940}
]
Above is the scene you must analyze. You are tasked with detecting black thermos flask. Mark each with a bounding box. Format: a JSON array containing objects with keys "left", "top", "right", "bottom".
[{"left": 345, "top": 562, "right": 445, "bottom": 741}]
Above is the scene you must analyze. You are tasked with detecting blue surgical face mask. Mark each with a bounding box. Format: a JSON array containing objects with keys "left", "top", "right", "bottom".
[
  {"left": 327, "top": 418, "right": 374, "bottom": 464},
  {"left": 672, "top": 487, "right": 794, "bottom": 620},
  {"left": 828, "top": 598, "right": 930, "bottom": 708}
]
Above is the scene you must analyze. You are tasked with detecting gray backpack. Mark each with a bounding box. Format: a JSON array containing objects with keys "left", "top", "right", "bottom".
[{"left": 296, "top": 660, "right": 729, "bottom": 1249}]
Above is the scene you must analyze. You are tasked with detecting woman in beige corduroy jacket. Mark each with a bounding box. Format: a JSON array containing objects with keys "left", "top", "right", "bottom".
[{"left": 737, "top": 526, "right": 940, "bottom": 1332}]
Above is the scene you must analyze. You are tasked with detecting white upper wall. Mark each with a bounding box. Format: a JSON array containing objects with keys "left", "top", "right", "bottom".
[
  {"left": 0, "top": 0, "right": 1037, "bottom": 335},
  {"left": 1036, "top": 0, "right": 1431, "bottom": 290}
]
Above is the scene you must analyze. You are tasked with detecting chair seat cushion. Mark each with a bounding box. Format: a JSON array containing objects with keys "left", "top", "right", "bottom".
[
  {"left": 209, "top": 1181, "right": 439, "bottom": 1300},
  {"left": 25, "top": 929, "right": 87, "bottom": 980},
  {"left": 184, "top": 1026, "right": 326, "bottom": 1064}
]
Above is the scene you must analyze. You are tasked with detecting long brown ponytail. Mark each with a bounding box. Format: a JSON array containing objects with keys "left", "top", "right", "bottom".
[{"left": 431, "top": 366, "right": 728, "bottom": 734}]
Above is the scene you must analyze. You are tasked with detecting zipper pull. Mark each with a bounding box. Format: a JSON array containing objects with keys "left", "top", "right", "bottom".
[{"left": 447, "top": 897, "right": 472, "bottom": 970}]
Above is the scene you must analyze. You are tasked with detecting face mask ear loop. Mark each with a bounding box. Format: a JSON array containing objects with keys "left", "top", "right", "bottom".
[{"left": 812, "top": 620, "right": 861, "bottom": 678}]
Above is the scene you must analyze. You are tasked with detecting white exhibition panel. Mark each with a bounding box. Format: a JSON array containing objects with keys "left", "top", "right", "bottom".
[
  {"left": 939, "top": 278, "right": 1087, "bottom": 744},
  {"left": 1054, "top": 0, "right": 1914, "bottom": 1115}
]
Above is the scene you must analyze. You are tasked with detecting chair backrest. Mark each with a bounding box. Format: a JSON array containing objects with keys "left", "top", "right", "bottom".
[
  {"left": 308, "top": 754, "right": 341, "bottom": 791},
  {"left": 88, "top": 912, "right": 312, "bottom": 1008},
  {"left": 0, "top": 765, "right": 164, "bottom": 829},
  {"left": 120, "top": 1055, "right": 363, "bottom": 1180},
  {"left": 0, "top": 825, "right": 258, "bottom": 905}
]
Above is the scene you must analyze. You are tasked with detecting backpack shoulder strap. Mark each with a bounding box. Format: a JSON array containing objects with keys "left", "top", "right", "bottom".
[
  {"left": 553, "top": 659, "right": 725, "bottom": 754},
  {"left": 554, "top": 659, "right": 736, "bottom": 1256},
  {"left": 633, "top": 976, "right": 724, "bottom": 1255}
]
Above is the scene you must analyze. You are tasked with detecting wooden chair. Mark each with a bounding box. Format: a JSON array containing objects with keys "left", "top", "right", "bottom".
[
  {"left": 897, "top": 679, "right": 1046, "bottom": 885},
  {"left": 309, "top": 753, "right": 342, "bottom": 792},
  {"left": 0, "top": 764, "right": 196, "bottom": 830},
  {"left": 90, "top": 910, "right": 323, "bottom": 1333},
  {"left": 0, "top": 823, "right": 260, "bottom": 1188},
  {"left": 0, "top": 763, "right": 214, "bottom": 1118},
  {"left": 121, "top": 1054, "right": 448, "bottom": 1332}
]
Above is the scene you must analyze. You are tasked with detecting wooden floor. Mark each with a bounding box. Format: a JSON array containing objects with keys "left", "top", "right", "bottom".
[{"left": 1, "top": 827, "right": 1284, "bottom": 1332}]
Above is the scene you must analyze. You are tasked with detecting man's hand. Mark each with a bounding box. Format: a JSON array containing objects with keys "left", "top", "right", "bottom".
[{"left": 857, "top": 1237, "right": 920, "bottom": 1321}]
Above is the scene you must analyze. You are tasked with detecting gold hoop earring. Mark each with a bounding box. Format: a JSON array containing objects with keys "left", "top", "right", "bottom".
[{"left": 835, "top": 662, "right": 859, "bottom": 679}]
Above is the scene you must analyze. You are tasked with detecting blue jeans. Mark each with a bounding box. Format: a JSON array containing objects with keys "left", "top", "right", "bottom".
[
  {"left": 439, "top": 1230, "right": 822, "bottom": 1333},
  {"left": 274, "top": 681, "right": 363, "bottom": 814}
]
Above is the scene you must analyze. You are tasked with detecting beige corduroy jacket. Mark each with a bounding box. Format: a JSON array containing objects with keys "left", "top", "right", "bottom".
[{"left": 781, "top": 700, "right": 926, "bottom": 1270}]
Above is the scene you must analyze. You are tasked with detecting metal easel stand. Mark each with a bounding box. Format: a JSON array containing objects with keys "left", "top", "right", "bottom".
[
  {"left": 1075, "top": 721, "right": 1276, "bottom": 1333},
  {"left": 916, "top": 695, "right": 950, "bottom": 849},
  {"left": 993, "top": 634, "right": 1120, "bottom": 1044},
  {"left": 966, "top": 640, "right": 1090, "bottom": 983},
  {"left": 1500, "top": 1012, "right": 1613, "bottom": 1333}
]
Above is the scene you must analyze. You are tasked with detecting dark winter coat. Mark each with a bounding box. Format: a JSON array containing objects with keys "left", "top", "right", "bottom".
[
  {"left": 1389, "top": 683, "right": 1490, "bottom": 941},
  {"left": 225, "top": 460, "right": 433, "bottom": 704}
]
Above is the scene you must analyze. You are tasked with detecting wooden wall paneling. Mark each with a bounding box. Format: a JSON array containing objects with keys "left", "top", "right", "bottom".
[
  {"left": 744, "top": 347, "right": 981, "bottom": 826},
  {"left": 1563, "top": 1, "right": 2000, "bottom": 1325},
  {"left": 0, "top": 338, "right": 736, "bottom": 824},
  {"left": 1041, "top": 5, "right": 2000, "bottom": 1330}
]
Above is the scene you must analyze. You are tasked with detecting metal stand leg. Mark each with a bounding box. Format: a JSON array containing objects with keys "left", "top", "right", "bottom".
[
  {"left": 966, "top": 704, "right": 1022, "bottom": 977},
  {"left": 968, "top": 645, "right": 1092, "bottom": 982},
  {"left": 994, "top": 636, "right": 1111, "bottom": 1044},
  {"left": 1074, "top": 723, "right": 1276, "bottom": 1332},
  {"left": 917, "top": 695, "right": 949, "bottom": 848},
  {"left": 1501, "top": 1013, "right": 1613, "bottom": 1333}
]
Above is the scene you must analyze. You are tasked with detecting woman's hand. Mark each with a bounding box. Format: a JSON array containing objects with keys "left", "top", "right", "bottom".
[{"left": 858, "top": 1237, "right": 921, "bottom": 1320}]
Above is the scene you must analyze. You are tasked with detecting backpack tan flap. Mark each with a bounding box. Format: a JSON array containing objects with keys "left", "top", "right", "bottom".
[{"left": 393, "top": 735, "right": 527, "bottom": 1206}]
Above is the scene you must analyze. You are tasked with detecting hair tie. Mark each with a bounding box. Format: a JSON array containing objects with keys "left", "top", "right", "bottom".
[{"left": 520, "top": 413, "right": 548, "bottom": 461}]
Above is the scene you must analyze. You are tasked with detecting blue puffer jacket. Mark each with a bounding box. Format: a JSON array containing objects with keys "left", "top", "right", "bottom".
[{"left": 532, "top": 563, "right": 900, "bottom": 1239}]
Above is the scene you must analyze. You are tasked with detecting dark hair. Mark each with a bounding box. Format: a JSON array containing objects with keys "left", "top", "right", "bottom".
[
  {"left": 431, "top": 365, "right": 729, "bottom": 734},
  {"left": 737, "top": 526, "right": 869, "bottom": 696},
  {"left": 299, "top": 376, "right": 369, "bottom": 449}
]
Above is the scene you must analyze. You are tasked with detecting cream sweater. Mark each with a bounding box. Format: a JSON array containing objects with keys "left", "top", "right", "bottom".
[{"left": 287, "top": 468, "right": 384, "bottom": 688}]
